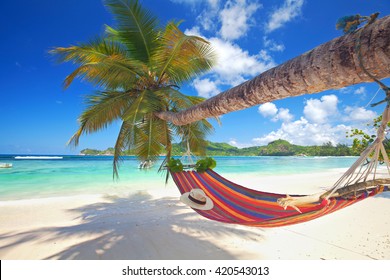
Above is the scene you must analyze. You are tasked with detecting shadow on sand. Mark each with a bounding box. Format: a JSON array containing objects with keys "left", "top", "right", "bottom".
[{"left": 0, "top": 192, "right": 266, "bottom": 260}]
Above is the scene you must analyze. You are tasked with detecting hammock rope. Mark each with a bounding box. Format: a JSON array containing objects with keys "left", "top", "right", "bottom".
[{"left": 325, "top": 105, "right": 390, "bottom": 199}]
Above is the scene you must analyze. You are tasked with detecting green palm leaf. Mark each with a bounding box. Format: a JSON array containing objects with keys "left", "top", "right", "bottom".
[
  {"left": 122, "top": 90, "right": 162, "bottom": 124},
  {"left": 68, "top": 90, "right": 135, "bottom": 146},
  {"left": 51, "top": 38, "right": 145, "bottom": 89},
  {"left": 153, "top": 21, "right": 216, "bottom": 84},
  {"left": 104, "top": 0, "right": 159, "bottom": 63},
  {"left": 154, "top": 87, "right": 200, "bottom": 110},
  {"left": 113, "top": 120, "right": 133, "bottom": 178},
  {"left": 133, "top": 114, "right": 165, "bottom": 161},
  {"left": 173, "top": 120, "right": 214, "bottom": 156}
]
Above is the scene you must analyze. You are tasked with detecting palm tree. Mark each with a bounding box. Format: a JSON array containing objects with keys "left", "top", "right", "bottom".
[
  {"left": 155, "top": 14, "right": 390, "bottom": 125},
  {"left": 51, "top": 0, "right": 216, "bottom": 177}
]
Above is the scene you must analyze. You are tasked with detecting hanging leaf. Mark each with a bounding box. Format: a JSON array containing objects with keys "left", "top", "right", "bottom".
[
  {"left": 167, "top": 158, "right": 183, "bottom": 172},
  {"left": 195, "top": 157, "right": 216, "bottom": 172}
]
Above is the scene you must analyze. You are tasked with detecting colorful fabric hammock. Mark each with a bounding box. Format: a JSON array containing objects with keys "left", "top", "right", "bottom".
[{"left": 171, "top": 169, "right": 389, "bottom": 227}]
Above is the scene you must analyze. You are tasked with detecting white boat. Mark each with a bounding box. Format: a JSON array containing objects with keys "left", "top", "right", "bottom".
[
  {"left": 138, "top": 160, "right": 153, "bottom": 169},
  {"left": 14, "top": 156, "right": 63, "bottom": 160},
  {"left": 0, "top": 163, "right": 12, "bottom": 168}
]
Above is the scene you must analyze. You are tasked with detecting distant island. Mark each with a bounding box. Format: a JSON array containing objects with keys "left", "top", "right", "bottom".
[{"left": 80, "top": 139, "right": 358, "bottom": 157}]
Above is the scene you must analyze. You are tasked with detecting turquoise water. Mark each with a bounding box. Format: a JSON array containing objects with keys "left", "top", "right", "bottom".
[{"left": 0, "top": 155, "right": 358, "bottom": 201}]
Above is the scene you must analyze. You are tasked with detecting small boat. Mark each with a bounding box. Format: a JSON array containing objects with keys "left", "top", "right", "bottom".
[
  {"left": 138, "top": 160, "right": 153, "bottom": 169},
  {"left": 0, "top": 163, "right": 13, "bottom": 168}
]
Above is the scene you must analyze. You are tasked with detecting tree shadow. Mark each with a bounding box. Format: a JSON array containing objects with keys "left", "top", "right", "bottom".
[{"left": 0, "top": 192, "right": 266, "bottom": 260}]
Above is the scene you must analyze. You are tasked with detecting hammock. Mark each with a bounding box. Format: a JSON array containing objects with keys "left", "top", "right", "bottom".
[
  {"left": 170, "top": 100, "right": 390, "bottom": 228},
  {"left": 171, "top": 169, "right": 389, "bottom": 227}
]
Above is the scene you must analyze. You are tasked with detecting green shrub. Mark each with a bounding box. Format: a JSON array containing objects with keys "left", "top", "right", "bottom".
[
  {"left": 195, "top": 157, "right": 217, "bottom": 172},
  {"left": 167, "top": 158, "right": 183, "bottom": 172}
]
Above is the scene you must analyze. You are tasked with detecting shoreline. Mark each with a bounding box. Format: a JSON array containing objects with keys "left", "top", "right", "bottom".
[
  {"left": 0, "top": 170, "right": 389, "bottom": 260},
  {"left": 0, "top": 164, "right": 362, "bottom": 202}
]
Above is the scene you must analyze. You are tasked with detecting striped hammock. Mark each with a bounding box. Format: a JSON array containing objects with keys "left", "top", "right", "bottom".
[
  {"left": 171, "top": 104, "right": 390, "bottom": 227},
  {"left": 171, "top": 169, "right": 389, "bottom": 227}
]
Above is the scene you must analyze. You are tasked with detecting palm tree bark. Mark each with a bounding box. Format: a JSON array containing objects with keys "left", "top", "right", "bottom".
[{"left": 156, "top": 15, "right": 390, "bottom": 126}]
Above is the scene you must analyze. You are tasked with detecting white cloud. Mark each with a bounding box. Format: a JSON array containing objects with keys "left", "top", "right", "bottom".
[
  {"left": 196, "top": 4, "right": 221, "bottom": 31},
  {"left": 208, "top": 0, "right": 220, "bottom": 8},
  {"left": 263, "top": 36, "right": 285, "bottom": 52},
  {"left": 258, "top": 102, "right": 278, "bottom": 117},
  {"left": 219, "top": 0, "right": 261, "bottom": 41},
  {"left": 186, "top": 26, "right": 276, "bottom": 91},
  {"left": 170, "top": 0, "right": 216, "bottom": 5},
  {"left": 185, "top": 26, "right": 202, "bottom": 37},
  {"left": 209, "top": 37, "right": 276, "bottom": 86},
  {"left": 275, "top": 108, "right": 294, "bottom": 123},
  {"left": 182, "top": 0, "right": 277, "bottom": 98},
  {"left": 258, "top": 102, "right": 293, "bottom": 122},
  {"left": 193, "top": 78, "right": 221, "bottom": 98},
  {"left": 253, "top": 117, "right": 351, "bottom": 146},
  {"left": 228, "top": 138, "right": 253, "bottom": 148},
  {"left": 171, "top": 0, "right": 221, "bottom": 31},
  {"left": 251, "top": 93, "right": 382, "bottom": 147},
  {"left": 266, "top": 0, "right": 304, "bottom": 33},
  {"left": 354, "top": 86, "right": 366, "bottom": 95},
  {"left": 343, "top": 106, "right": 377, "bottom": 122},
  {"left": 303, "top": 94, "right": 338, "bottom": 124}
]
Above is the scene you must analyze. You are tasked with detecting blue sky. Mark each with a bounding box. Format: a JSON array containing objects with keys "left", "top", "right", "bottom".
[{"left": 1, "top": 0, "right": 389, "bottom": 154}]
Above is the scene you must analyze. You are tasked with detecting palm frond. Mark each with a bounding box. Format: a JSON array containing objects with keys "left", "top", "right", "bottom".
[
  {"left": 104, "top": 0, "right": 160, "bottom": 63},
  {"left": 133, "top": 113, "right": 165, "bottom": 161},
  {"left": 51, "top": 37, "right": 123, "bottom": 64},
  {"left": 113, "top": 120, "right": 132, "bottom": 178},
  {"left": 68, "top": 90, "right": 135, "bottom": 147},
  {"left": 153, "top": 21, "right": 216, "bottom": 84},
  {"left": 50, "top": 38, "right": 146, "bottom": 89},
  {"left": 154, "top": 116, "right": 173, "bottom": 183},
  {"left": 154, "top": 87, "right": 202, "bottom": 110},
  {"left": 112, "top": 119, "right": 147, "bottom": 178},
  {"left": 173, "top": 119, "right": 214, "bottom": 156},
  {"left": 122, "top": 89, "right": 162, "bottom": 124}
]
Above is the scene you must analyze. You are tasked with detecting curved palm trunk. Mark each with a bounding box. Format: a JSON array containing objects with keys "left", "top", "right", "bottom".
[{"left": 156, "top": 15, "right": 390, "bottom": 126}]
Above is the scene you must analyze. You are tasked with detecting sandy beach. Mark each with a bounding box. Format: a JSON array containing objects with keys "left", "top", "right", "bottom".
[{"left": 0, "top": 170, "right": 389, "bottom": 260}]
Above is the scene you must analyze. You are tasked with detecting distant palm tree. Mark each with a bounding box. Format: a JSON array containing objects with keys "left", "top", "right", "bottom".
[{"left": 51, "top": 0, "right": 216, "bottom": 177}]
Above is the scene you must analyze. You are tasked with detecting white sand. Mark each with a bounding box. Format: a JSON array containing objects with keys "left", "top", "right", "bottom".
[{"left": 0, "top": 170, "right": 389, "bottom": 260}]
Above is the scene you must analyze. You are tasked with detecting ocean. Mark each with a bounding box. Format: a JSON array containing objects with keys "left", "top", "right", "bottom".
[{"left": 0, "top": 155, "right": 358, "bottom": 201}]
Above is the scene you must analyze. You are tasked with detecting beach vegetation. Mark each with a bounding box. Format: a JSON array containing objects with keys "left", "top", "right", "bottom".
[
  {"left": 166, "top": 158, "right": 183, "bottom": 173},
  {"left": 51, "top": 0, "right": 216, "bottom": 177},
  {"left": 195, "top": 157, "right": 217, "bottom": 172},
  {"left": 347, "top": 115, "right": 390, "bottom": 160},
  {"left": 81, "top": 139, "right": 357, "bottom": 157}
]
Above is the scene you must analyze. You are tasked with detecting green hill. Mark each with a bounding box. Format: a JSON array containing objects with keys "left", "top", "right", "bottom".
[
  {"left": 258, "top": 139, "right": 297, "bottom": 156},
  {"left": 80, "top": 139, "right": 356, "bottom": 157},
  {"left": 258, "top": 139, "right": 353, "bottom": 156}
]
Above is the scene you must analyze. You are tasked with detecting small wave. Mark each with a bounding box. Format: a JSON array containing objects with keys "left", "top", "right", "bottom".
[{"left": 14, "top": 156, "right": 63, "bottom": 160}]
